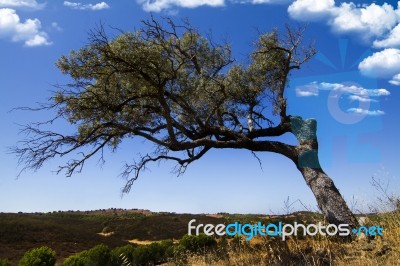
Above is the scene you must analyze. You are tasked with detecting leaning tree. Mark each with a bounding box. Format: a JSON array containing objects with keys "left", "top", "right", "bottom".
[{"left": 13, "top": 17, "right": 359, "bottom": 228}]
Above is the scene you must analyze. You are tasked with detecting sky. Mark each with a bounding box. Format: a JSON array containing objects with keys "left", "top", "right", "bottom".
[{"left": 1, "top": 0, "right": 400, "bottom": 214}]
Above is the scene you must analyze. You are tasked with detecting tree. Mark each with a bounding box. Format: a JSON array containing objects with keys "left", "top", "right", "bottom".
[{"left": 13, "top": 17, "right": 359, "bottom": 229}]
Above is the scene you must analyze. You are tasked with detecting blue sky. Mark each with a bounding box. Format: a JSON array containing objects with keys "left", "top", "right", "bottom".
[{"left": 1, "top": 0, "right": 400, "bottom": 214}]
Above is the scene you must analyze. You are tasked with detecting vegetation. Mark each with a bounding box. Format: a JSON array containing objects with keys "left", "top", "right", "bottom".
[
  {"left": 0, "top": 259, "right": 10, "bottom": 266},
  {"left": 179, "top": 234, "right": 216, "bottom": 253},
  {"left": 62, "top": 244, "right": 117, "bottom": 266},
  {"left": 19, "top": 246, "right": 56, "bottom": 266}
]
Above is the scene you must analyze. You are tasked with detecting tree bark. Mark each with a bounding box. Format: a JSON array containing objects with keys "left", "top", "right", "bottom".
[{"left": 290, "top": 116, "right": 359, "bottom": 229}]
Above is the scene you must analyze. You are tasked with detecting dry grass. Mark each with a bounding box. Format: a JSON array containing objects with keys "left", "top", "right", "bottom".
[{"left": 164, "top": 211, "right": 400, "bottom": 266}]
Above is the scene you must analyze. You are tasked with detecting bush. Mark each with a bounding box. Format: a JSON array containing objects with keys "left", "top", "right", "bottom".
[
  {"left": 0, "top": 259, "right": 10, "bottom": 266},
  {"left": 132, "top": 240, "right": 175, "bottom": 265},
  {"left": 62, "top": 253, "right": 87, "bottom": 266},
  {"left": 112, "top": 244, "right": 136, "bottom": 265},
  {"left": 19, "top": 246, "right": 56, "bottom": 266},
  {"left": 179, "top": 234, "right": 216, "bottom": 253},
  {"left": 62, "top": 244, "right": 118, "bottom": 266}
]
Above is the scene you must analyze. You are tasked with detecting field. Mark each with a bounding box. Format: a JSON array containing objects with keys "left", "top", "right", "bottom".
[{"left": 0, "top": 209, "right": 399, "bottom": 265}]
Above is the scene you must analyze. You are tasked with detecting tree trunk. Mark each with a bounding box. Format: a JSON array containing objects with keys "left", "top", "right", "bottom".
[
  {"left": 297, "top": 167, "right": 359, "bottom": 228},
  {"left": 290, "top": 116, "right": 359, "bottom": 229}
]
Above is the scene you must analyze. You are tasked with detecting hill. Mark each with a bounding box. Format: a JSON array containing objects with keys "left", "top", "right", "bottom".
[{"left": 0, "top": 209, "right": 230, "bottom": 264}]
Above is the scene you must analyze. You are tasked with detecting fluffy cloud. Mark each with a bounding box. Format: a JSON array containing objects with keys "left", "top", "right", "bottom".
[
  {"left": 63, "top": 1, "right": 110, "bottom": 11},
  {"left": 0, "top": 0, "right": 45, "bottom": 9},
  {"left": 296, "top": 83, "right": 319, "bottom": 96},
  {"left": 288, "top": 1, "right": 398, "bottom": 39},
  {"left": 331, "top": 3, "right": 397, "bottom": 38},
  {"left": 318, "top": 82, "right": 390, "bottom": 96},
  {"left": 138, "top": 0, "right": 224, "bottom": 12},
  {"left": 389, "top": 73, "right": 400, "bottom": 85},
  {"left": 359, "top": 48, "right": 400, "bottom": 78},
  {"left": 296, "top": 82, "right": 388, "bottom": 116},
  {"left": 373, "top": 24, "right": 400, "bottom": 49},
  {"left": 0, "top": 8, "right": 51, "bottom": 47},
  {"left": 348, "top": 95, "right": 376, "bottom": 103},
  {"left": 347, "top": 108, "right": 385, "bottom": 116},
  {"left": 297, "top": 81, "right": 390, "bottom": 101},
  {"left": 288, "top": 0, "right": 335, "bottom": 21},
  {"left": 243, "top": 0, "right": 292, "bottom": 4}
]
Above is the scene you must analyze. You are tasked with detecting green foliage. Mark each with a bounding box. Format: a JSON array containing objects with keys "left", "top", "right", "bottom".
[
  {"left": 132, "top": 240, "right": 174, "bottom": 265},
  {"left": 19, "top": 246, "right": 56, "bottom": 266},
  {"left": 62, "top": 254, "right": 87, "bottom": 266},
  {"left": 179, "top": 233, "right": 216, "bottom": 253},
  {"left": 111, "top": 244, "right": 136, "bottom": 265},
  {"left": 62, "top": 244, "right": 118, "bottom": 266},
  {"left": 53, "top": 21, "right": 289, "bottom": 138},
  {"left": 61, "top": 236, "right": 176, "bottom": 266},
  {"left": 0, "top": 259, "right": 10, "bottom": 266}
]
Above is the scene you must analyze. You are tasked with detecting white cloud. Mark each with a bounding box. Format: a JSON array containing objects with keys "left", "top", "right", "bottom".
[
  {"left": 0, "top": 0, "right": 45, "bottom": 9},
  {"left": 389, "top": 73, "right": 400, "bottom": 85},
  {"left": 296, "top": 81, "right": 390, "bottom": 102},
  {"left": 297, "top": 81, "right": 388, "bottom": 116},
  {"left": 63, "top": 1, "right": 110, "bottom": 11},
  {"left": 296, "top": 90, "right": 318, "bottom": 97},
  {"left": 318, "top": 82, "right": 390, "bottom": 97},
  {"left": 359, "top": 48, "right": 400, "bottom": 78},
  {"left": 246, "top": 0, "right": 292, "bottom": 4},
  {"left": 25, "top": 34, "right": 49, "bottom": 46},
  {"left": 332, "top": 3, "right": 397, "bottom": 38},
  {"left": 373, "top": 24, "right": 400, "bottom": 49},
  {"left": 348, "top": 95, "right": 376, "bottom": 103},
  {"left": 347, "top": 108, "right": 385, "bottom": 116},
  {"left": 138, "top": 0, "right": 224, "bottom": 12},
  {"left": 367, "top": 88, "right": 391, "bottom": 97},
  {"left": 288, "top": 0, "right": 335, "bottom": 21},
  {"left": 0, "top": 8, "right": 51, "bottom": 47},
  {"left": 288, "top": 1, "right": 398, "bottom": 40},
  {"left": 296, "top": 83, "right": 319, "bottom": 96}
]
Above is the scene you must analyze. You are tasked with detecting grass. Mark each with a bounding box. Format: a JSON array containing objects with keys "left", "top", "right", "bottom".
[{"left": 163, "top": 210, "right": 399, "bottom": 265}]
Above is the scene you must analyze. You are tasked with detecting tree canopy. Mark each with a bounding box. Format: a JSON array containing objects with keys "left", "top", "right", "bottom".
[{"left": 15, "top": 18, "right": 316, "bottom": 194}]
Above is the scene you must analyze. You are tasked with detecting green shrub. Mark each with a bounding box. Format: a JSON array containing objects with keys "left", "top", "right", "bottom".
[
  {"left": 0, "top": 259, "right": 10, "bottom": 266},
  {"left": 62, "top": 253, "right": 87, "bottom": 266},
  {"left": 179, "top": 234, "right": 216, "bottom": 253},
  {"left": 112, "top": 244, "right": 136, "bottom": 265},
  {"left": 132, "top": 245, "right": 152, "bottom": 265},
  {"left": 159, "top": 240, "right": 175, "bottom": 259},
  {"left": 132, "top": 240, "right": 175, "bottom": 265},
  {"left": 62, "top": 244, "right": 118, "bottom": 266},
  {"left": 85, "top": 244, "right": 117, "bottom": 266},
  {"left": 19, "top": 246, "right": 56, "bottom": 266}
]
